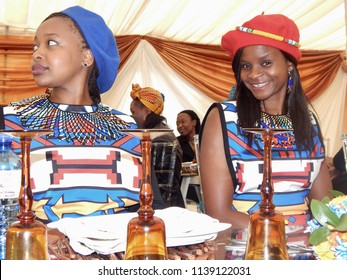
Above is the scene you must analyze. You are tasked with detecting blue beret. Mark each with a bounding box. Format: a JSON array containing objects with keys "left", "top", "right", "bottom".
[{"left": 61, "top": 6, "right": 119, "bottom": 93}]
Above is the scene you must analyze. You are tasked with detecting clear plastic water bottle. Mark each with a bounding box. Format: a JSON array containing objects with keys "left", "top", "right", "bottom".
[{"left": 0, "top": 133, "right": 21, "bottom": 260}]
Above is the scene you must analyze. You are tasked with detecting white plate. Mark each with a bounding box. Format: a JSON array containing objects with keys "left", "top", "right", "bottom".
[{"left": 48, "top": 207, "right": 231, "bottom": 255}]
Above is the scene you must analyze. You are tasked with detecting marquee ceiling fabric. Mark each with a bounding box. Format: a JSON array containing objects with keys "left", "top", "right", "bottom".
[{"left": 0, "top": 0, "right": 345, "bottom": 50}]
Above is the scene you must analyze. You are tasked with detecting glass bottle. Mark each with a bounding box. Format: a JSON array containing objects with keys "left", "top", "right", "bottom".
[
  {"left": 3, "top": 130, "right": 51, "bottom": 260},
  {"left": 0, "top": 134, "right": 21, "bottom": 260},
  {"left": 122, "top": 129, "right": 170, "bottom": 260},
  {"left": 243, "top": 128, "right": 289, "bottom": 260}
]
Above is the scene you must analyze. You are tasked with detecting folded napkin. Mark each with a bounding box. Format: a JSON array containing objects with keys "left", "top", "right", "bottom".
[{"left": 48, "top": 207, "right": 231, "bottom": 255}]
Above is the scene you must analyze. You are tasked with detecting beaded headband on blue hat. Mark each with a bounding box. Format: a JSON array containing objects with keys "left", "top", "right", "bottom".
[{"left": 61, "top": 6, "right": 120, "bottom": 93}]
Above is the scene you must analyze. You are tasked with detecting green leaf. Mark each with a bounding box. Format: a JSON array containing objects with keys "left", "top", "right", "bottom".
[
  {"left": 329, "top": 190, "right": 345, "bottom": 197},
  {"left": 321, "top": 196, "right": 330, "bottom": 204},
  {"left": 311, "top": 199, "right": 339, "bottom": 227},
  {"left": 333, "top": 214, "right": 347, "bottom": 231},
  {"left": 308, "top": 226, "right": 331, "bottom": 246}
]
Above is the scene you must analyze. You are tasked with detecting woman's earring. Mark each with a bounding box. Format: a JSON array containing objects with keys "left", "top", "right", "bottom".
[
  {"left": 83, "top": 62, "right": 88, "bottom": 67},
  {"left": 45, "top": 88, "right": 53, "bottom": 95},
  {"left": 287, "top": 71, "right": 293, "bottom": 94}
]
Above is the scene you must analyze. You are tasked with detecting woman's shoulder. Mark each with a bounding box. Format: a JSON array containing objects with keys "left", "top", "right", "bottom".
[
  {"left": 204, "top": 100, "right": 237, "bottom": 119},
  {"left": 102, "top": 104, "right": 138, "bottom": 125},
  {"left": 8, "top": 94, "right": 48, "bottom": 107},
  {"left": 177, "top": 134, "right": 187, "bottom": 144},
  {"left": 204, "top": 100, "right": 238, "bottom": 124},
  {"left": 152, "top": 122, "right": 178, "bottom": 143},
  {"left": 220, "top": 100, "right": 237, "bottom": 111}
]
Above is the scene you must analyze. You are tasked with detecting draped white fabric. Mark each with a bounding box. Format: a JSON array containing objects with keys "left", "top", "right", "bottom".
[
  {"left": 1, "top": 0, "right": 346, "bottom": 156},
  {"left": 311, "top": 68, "right": 347, "bottom": 156},
  {"left": 1, "top": 0, "right": 345, "bottom": 49},
  {"left": 102, "top": 40, "right": 215, "bottom": 134}
]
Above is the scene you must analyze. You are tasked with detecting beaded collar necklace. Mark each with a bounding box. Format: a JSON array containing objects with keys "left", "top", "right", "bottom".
[
  {"left": 10, "top": 94, "right": 130, "bottom": 145},
  {"left": 260, "top": 111, "right": 293, "bottom": 129},
  {"left": 258, "top": 112, "right": 294, "bottom": 149}
]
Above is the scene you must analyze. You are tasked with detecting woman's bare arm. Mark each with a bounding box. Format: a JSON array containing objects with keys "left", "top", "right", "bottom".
[
  {"left": 309, "top": 160, "right": 333, "bottom": 201},
  {"left": 200, "top": 107, "right": 249, "bottom": 230}
]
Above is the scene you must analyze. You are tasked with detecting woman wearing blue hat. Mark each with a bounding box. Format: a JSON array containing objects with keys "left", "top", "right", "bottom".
[
  {"left": 199, "top": 14, "right": 333, "bottom": 230},
  {"left": 1, "top": 6, "right": 164, "bottom": 223}
]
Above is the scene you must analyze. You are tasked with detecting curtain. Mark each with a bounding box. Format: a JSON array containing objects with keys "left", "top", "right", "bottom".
[
  {"left": 1, "top": 34, "right": 344, "bottom": 102},
  {"left": 0, "top": 34, "right": 346, "bottom": 156}
]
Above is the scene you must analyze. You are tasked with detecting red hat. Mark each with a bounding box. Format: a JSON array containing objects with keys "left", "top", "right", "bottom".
[{"left": 221, "top": 14, "right": 301, "bottom": 61}]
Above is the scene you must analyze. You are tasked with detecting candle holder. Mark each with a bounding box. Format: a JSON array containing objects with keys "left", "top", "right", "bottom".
[
  {"left": 242, "top": 128, "right": 290, "bottom": 260},
  {"left": 0, "top": 129, "right": 52, "bottom": 260},
  {"left": 121, "top": 129, "right": 172, "bottom": 260}
]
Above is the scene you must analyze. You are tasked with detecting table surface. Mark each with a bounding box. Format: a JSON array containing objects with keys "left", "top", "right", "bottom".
[{"left": 48, "top": 224, "right": 315, "bottom": 260}]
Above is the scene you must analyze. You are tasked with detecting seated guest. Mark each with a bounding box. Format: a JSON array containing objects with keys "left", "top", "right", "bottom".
[
  {"left": 332, "top": 147, "right": 347, "bottom": 194},
  {"left": 176, "top": 110, "right": 201, "bottom": 204},
  {"left": 1, "top": 6, "right": 164, "bottom": 223},
  {"left": 176, "top": 110, "right": 201, "bottom": 163},
  {"left": 200, "top": 13, "right": 333, "bottom": 229},
  {"left": 130, "top": 83, "right": 185, "bottom": 207}
]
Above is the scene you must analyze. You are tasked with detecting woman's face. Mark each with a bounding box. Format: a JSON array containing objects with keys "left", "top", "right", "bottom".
[
  {"left": 130, "top": 99, "right": 150, "bottom": 128},
  {"left": 240, "top": 45, "right": 292, "bottom": 111},
  {"left": 176, "top": 113, "right": 196, "bottom": 137},
  {"left": 32, "top": 17, "right": 88, "bottom": 89}
]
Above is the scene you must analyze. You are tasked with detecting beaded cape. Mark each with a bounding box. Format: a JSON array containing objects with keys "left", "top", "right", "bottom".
[{"left": 10, "top": 94, "right": 130, "bottom": 145}]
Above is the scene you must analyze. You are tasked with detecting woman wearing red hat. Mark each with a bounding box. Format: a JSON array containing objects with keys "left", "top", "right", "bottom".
[{"left": 199, "top": 14, "right": 333, "bottom": 230}]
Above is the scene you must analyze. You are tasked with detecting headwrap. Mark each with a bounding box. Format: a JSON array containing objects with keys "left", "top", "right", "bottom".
[
  {"left": 221, "top": 13, "right": 301, "bottom": 61},
  {"left": 130, "top": 84, "right": 164, "bottom": 115},
  {"left": 61, "top": 6, "right": 120, "bottom": 93}
]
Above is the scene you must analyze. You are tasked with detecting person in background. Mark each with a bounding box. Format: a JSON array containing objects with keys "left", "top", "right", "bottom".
[
  {"left": 199, "top": 13, "right": 333, "bottom": 229},
  {"left": 331, "top": 147, "right": 347, "bottom": 194},
  {"left": 176, "top": 110, "right": 201, "bottom": 204},
  {"left": 1, "top": 6, "right": 164, "bottom": 224},
  {"left": 130, "top": 83, "right": 185, "bottom": 208},
  {"left": 176, "top": 110, "right": 201, "bottom": 163}
]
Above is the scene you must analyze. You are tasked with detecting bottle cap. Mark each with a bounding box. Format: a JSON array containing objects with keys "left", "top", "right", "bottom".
[{"left": 0, "top": 133, "right": 12, "bottom": 149}]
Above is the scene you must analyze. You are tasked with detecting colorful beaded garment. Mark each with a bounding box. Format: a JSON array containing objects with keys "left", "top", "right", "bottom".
[
  {"left": 208, "top": 101, "right": 325, "bottom": 226},
  {"left": 10, "top": 94, "right": 130, "bottom": 145},
  {"left": 258, "top": 111, "right": 294, "bottom": 149}
]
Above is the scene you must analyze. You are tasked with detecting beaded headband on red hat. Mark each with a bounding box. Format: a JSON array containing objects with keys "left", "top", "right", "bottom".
[{"left": 236, "top": 26, "right": 301, "bottom": 48}]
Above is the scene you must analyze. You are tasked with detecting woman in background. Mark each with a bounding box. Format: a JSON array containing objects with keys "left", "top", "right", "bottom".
[
  {"left": 176, "top": 110, "right": 201, "bottom": 204},
  {"left": 331, "top": 147, "right": 347, "bottom": 194},
  {"left": 130, "top": 83, "right": 184, "bottom": 207},
  {"left": 176, "top": 110, "right": 201, "bottom": 162}
]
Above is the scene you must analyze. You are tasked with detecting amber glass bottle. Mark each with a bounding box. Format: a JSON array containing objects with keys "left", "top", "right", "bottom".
[
  {"left": 4, "top": 131, "right": 49, "bottom": 260},
  {"left": 243, "top": 128, "right": 289, "bottom": 260},
  {"left": 123, "top": 129, "right": 168, "bottom": 260}
]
